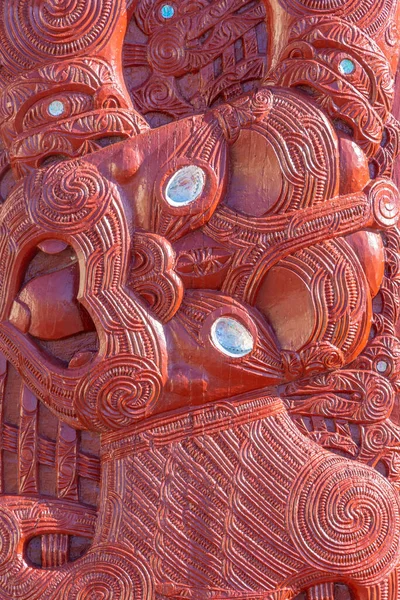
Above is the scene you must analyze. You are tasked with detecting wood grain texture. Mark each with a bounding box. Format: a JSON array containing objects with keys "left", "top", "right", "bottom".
[{"left": 0, "top": 0, "right": 399, "bottom": 598}]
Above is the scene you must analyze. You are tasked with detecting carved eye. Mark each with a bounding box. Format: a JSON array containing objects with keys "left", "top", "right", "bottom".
[
  {"left": 376, "top": 359, "right": 389, "bottom": 373},
  {"left": 317, "top": 48, "right": 362, "bottom": 81},
  {"left": 22, "top": 92, "right": 93, "bottom": 131},
  {"left": 324, "top": 51, "right": 371, "bottom": 98},
  {"left": 48, "top": 100, "right": 65, "bottom": 117},
  {"left": 339, "top": 58, "right": 356, "bottom": 75},
  {"left": 210, "top": 317, "right": 254, "bottom": 357},
  {"left": 165, "top": 165, "right": 206, "bottom": 206},
  {"left": 160, "top": 4, "right": 175, "bottom": 18}
]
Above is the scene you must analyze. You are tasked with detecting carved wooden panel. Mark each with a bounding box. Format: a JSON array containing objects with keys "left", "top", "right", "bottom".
[{"left": 0, "top": 0, "right": 400, "bottom": 598}]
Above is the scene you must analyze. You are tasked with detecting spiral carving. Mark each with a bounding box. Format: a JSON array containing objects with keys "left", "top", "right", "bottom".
[
  {"left": 0, "top": 0, "right": 122, "bottom": 73},
  {"left": 141, "top": 77, "right": 175, "bottom": 110},
  {"left": 147, "top": 29, "right": 186, "bottom": 76},
  {"left": 362, "top": 423, "right": 392, "bottom": 454},
  {"left": 130, "top": 232, "right": 184, "bottom": 322},
  {"left": 29, "top": 159, "right": 113, "bottom": 234},
  {"left": 368, "top": 178, "right": 400, "bottom": 228},
  {"left": 287, "top": 453, "right": 400, "bottom": 583},
  {"left": 54, "top": 546, "right": 153, "bottom": 599},
  {"left": 75, "top": 355, "right": 162, "bottom": 431}
]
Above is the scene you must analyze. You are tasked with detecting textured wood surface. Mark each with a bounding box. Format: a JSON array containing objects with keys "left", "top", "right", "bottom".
[{"left": 0, "top": 0, "right": 399, "bottom": 598}]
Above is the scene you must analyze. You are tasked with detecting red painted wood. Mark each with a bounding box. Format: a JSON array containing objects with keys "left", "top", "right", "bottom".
[{"left": 0, "top": 0, "right": 399, "bottom": 598}]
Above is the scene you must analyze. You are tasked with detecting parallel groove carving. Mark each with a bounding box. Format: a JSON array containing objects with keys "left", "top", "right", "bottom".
[{"left": 0, "top": 0, "right": 399, "bottom": 598}]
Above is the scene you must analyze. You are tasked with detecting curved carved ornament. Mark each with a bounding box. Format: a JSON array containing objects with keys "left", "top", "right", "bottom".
[{"left": 0, "top": 0, "right": 400, "bottom": 598}]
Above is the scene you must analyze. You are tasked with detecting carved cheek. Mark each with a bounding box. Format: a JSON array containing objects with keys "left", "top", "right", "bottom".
[
  {"left": 345, "top": 230, "right": 385, "bottom": 298},
  {"left": 338, "top": 133, "right": 370, "bottom": 195},
  {"left": 255, "top": 265, "right": 315, "bottom": 352},
  {"left": 227, "top": 129, "right": 283, "bottom": 216}
]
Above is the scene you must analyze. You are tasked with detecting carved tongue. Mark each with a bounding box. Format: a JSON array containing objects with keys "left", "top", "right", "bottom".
[
  {"left": 69, "top": 351, "right": 96, "bottom": 369},
  {"left": 38, "top": 239, "right": 68, "bottom": 255}
]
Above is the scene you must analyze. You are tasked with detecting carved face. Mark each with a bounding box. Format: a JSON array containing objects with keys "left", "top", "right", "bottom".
[
  {"left": 0, "top": 87, "right": 397, "bottom": 434},
  {"left": 0, "top": 1, "right": 400, "bottom": 599},
  {"left": 0, "top": 0, "right": 399, "bottom": 434}
]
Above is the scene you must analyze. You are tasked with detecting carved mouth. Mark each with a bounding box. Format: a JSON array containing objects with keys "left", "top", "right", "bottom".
[{"left": 0, "top": 158, "right": 167, "bottom": 433}]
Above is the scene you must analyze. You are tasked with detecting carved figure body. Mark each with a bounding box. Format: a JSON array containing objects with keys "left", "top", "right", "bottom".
[{"left": 0, "top": 0, "right": 399, "bottom": 599}]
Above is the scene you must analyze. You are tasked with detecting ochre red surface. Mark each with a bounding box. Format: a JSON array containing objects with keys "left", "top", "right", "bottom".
[{"left": 0, "top": 0, "right": 399, "bottom": 598}]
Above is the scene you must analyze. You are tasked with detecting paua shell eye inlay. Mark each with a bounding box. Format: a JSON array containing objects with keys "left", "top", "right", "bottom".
[
  {"left": 339, "top": 58, "right": 355, "bottom": 75},
  {"left": 165, "top": 165, "right": 206, "bottom": 206},
  {"left": 48, "top": 100, "right": 65, "bottom": 117},
  {"left": 211, "top": 317, "right": 254, "bottom": 357},
  {"left": 161, "top": 4, "right": 175, "bottom": 18},
  {"left": 377, "top": 360, "right": 389, "bottom": 373}
]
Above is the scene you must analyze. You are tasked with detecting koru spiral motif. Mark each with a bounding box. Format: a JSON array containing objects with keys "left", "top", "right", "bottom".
[{"left": 0, "top": 0, "right": 399, "bottom": 599}]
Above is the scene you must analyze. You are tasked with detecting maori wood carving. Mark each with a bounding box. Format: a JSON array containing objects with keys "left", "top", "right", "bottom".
[{"left": 1, "top": 0, "right": 400, "bottom": 598}]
